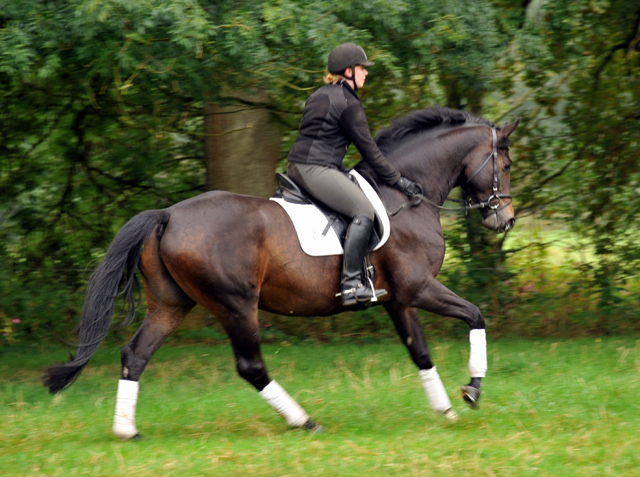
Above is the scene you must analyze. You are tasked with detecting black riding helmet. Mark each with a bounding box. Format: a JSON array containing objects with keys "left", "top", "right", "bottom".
[{"left": 327, "top": 43, "right": 374, "bottom": 90}]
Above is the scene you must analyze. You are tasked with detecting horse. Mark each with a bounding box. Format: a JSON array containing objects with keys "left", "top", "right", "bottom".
[{"left": 43, "top": 106, "right": 519, "bottom": 439}]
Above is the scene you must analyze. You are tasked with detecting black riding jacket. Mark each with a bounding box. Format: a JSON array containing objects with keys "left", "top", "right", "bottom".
[{"left": 287, "top": 81, "right": 401, "bottom": 186}]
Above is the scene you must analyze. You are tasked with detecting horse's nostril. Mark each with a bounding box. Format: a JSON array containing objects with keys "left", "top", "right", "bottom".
[{"left": 507, "top": 218, "right": 516, "bottom": 229}]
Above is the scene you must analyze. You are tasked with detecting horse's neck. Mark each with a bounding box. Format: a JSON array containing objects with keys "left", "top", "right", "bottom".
[
  {"left": 396, "top": 132, "right": 476, "bottom": 207},
  {"left": 423, "top": 156, "right": 462, "bottom": 206}
]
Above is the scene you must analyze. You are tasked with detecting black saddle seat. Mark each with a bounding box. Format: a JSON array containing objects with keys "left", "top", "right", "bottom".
[{"left": 275, "top": 173, "right": 312, "bottom": 205}]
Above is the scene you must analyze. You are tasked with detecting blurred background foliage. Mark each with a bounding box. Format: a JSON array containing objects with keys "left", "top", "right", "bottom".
[{"left": 1, "top": 0, "right": 639, "bottom": 345}]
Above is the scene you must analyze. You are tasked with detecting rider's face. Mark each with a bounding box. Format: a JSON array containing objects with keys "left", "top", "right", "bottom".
[
  {"left": 354, "top": 65, "right": 368, "bottom": 89},
  {"left": 345, "top": 65, "right": 368, "bottom": 89}
]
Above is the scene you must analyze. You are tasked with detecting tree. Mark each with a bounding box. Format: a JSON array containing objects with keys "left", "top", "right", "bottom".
[
  {"left": 493, "top": 0, "right": 640, "bottom": 311},
  {"left": 2, "top": 0, "right": 636, "bottom": 342}
]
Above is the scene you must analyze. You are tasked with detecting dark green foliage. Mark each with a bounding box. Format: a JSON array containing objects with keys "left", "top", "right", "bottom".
[{"left": 1, "top": 1, "right": 638, "bottom": 344}]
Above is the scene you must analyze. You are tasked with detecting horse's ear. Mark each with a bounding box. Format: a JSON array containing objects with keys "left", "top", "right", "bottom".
[{"left": 500, "top": 117, "right": 520, "bottom": 138}]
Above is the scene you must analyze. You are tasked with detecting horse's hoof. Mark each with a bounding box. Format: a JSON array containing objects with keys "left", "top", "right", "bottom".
[
  {"left": 443, "top": 408, "right": 459, "bottom": 422},
  {"left": 304, "top": 420, "right": 324, "bottom": 434},
  {"left": 117, "top": 433, "right": 142, "bottom": 441},
  {"left": 461, "top": 385, "right": 481, "bottom": 409}
]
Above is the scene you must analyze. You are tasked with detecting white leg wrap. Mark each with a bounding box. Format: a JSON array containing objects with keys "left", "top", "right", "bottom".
[
  {"left": 469, "top": 329, "right": 487, "bottom": 378},
  {"left": 113, "top": 379, "right": 139, "bottom": 440},
  {"left": 259, "top": 380, "right": 309, "bottom": 427},
  {"left": 419, "top": 367, "right": 453, "bottom": 413}
]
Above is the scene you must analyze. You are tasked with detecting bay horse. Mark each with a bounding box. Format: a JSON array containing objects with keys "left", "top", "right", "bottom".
[{"left": 43, "top": 107, "right": 519, "bottom": 439}]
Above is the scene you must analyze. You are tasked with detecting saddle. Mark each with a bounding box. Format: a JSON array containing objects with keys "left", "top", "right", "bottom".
[{"left": 270, "top": 170, "right": 389, "bottom": 257}]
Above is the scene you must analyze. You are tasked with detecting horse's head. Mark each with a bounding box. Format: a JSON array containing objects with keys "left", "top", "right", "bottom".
[{"left": 461, "top": 119, "right": 520, "bottom": 233}]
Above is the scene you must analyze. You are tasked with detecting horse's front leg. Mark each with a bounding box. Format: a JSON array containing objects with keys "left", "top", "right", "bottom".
[
  {"left": 384, "top": 302, "right": 458, "bottom": 420},
  {"left": 407, "top": 278, "right": 487, "bottom": 410}
]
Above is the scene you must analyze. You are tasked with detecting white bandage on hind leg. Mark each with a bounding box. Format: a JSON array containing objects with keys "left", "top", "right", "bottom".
[
  {"left": 469, "top": 329, "right": 487, "bottom": 378},
  {"left": 419, "top": 367, "right": 453, "bottom": 413},
  {"left": 259, "top": 380, "right": 309, "bottom": 427},
  {"left": 113, "top": 379, "right": 139, "bottom": 440}
]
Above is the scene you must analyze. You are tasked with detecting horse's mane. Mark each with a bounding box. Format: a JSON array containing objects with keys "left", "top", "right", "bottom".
[{"left": 375, "top": 106, "right": 493, "bottom": 154}]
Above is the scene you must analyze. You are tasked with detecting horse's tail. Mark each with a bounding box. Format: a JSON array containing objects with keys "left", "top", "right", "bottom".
[{"left": 43, "top": 209, "right": 171, "bottom": 394}]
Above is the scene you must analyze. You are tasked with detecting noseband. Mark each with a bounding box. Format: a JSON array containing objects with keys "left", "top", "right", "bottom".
[{"left": 389, "top": 126, "right": 513, "bottom": 216}]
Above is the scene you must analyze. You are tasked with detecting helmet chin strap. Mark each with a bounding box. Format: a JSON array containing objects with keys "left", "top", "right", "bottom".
[{"left": 343, "top": 65, "right": 358, "bottom": 91}]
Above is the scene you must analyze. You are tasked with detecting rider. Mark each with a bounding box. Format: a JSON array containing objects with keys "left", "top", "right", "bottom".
[{"left": 287, "top": 42, "right": 422, "bottom": 306}]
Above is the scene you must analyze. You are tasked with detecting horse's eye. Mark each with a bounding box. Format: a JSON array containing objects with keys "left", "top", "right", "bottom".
[{"left": 504, "top": 164, "right": 511, "bottom": 172}]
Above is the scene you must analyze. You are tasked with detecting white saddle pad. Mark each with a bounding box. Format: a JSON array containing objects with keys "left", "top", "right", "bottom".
[{"left": 270, "top": 170, "right": 390, "bottom": 257}]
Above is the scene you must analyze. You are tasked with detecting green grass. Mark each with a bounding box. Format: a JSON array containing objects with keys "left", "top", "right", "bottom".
[{"left": 2, "top": 337, "right": 639, "bottom": 476}]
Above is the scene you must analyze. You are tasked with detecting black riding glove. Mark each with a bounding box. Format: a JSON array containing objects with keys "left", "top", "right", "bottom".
[{"left": 394, "top": 177, "right": 423, "bottom": 198}]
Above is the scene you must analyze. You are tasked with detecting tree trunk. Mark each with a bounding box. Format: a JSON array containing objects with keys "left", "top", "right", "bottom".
[
  {"left": 199, "top": 88, "right": 284, "bottom": 331},
  {"left": 204, "top": 89, "right": 281, "bottom": 198}
]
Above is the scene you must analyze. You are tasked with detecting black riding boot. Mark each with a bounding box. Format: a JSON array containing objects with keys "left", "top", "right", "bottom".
[{"left": 339, "top": 215, "right": 387, "bottom": 306}]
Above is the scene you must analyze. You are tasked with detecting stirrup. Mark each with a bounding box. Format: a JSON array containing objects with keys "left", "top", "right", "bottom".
[{"left": 336, "top": 282, "right": 387, "bottom": 306}]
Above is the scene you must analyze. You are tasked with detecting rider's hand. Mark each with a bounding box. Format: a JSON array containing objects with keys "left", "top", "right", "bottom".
[{"left": 395, "top": 177, "right": 423, "bottom": 198}]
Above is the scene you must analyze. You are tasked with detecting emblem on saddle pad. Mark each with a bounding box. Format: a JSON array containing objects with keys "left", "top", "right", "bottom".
[{"left": 270, "top": 170, "right": 391, "bottom": 257}]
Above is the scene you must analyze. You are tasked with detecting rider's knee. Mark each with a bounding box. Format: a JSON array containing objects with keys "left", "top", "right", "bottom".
[{"left": 353, "top": 203, "right": 375, "bottom": 222}]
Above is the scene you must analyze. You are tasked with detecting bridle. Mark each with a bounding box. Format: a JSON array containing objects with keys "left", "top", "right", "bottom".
[
  {"left": 389, "top": 126, "right": 513, "bottom": 216},
  {"left": 463, "top": 126, "right": 512, "bottom": 212}
]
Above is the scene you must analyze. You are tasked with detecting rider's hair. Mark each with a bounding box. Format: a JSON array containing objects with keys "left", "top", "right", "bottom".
[{"left": 324, "top": 71, "right": 345, "bottom": 84}]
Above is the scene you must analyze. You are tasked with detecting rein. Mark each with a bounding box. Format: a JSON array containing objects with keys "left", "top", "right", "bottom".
[{"left": 388, "top": 126, "right": 513, "bottom": 217}]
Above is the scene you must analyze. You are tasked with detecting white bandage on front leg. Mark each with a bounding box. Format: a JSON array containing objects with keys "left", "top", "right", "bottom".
[
  {"left": 259, "top": 380, "right": 309, "bottom": 427},
  {"left": 419, "top": 367, "right": 453, "bottom": 414},
  {"left": 113, "top": 379, "right": 139, "bottom": 440},
  {"left": 469, "top": 329, "right": 487, "bottom": 378}
]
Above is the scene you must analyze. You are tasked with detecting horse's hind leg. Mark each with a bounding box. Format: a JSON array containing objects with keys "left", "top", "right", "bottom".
[
  {"left": 113, "top": 300, "right": 195, "bottom": 440},
  {"left": 113, "top": 230, "right": 196, "bottom": 440},
  {"left": 214, "top": 304, "right": 318, "bottom": 430},
  {"left": 385, "top": 302, "right": 458, "bottom": 421}
]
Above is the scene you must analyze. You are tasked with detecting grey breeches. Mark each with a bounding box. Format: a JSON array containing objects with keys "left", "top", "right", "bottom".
[{"left": 287, "top": 163, "right": 375, "bottom": 221}]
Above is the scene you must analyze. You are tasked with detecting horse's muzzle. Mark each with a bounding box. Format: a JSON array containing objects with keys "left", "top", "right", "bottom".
[{"left": 481, "top": 212, "right": 516, "bottom": 233}]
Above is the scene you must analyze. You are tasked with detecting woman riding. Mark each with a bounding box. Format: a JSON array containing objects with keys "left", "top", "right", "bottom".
[{"left": 287, "top": 42, "right": 422, "bottom": 306}]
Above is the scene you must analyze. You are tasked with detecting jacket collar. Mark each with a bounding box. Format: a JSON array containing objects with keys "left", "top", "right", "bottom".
[{"left": 339, "top": 79, "right": 360, "bottom": 99}]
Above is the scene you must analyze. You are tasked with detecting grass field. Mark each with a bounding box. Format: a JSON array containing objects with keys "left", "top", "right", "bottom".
[{"left": 2, "top": 337, "right": 639, "bottom": 476}]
